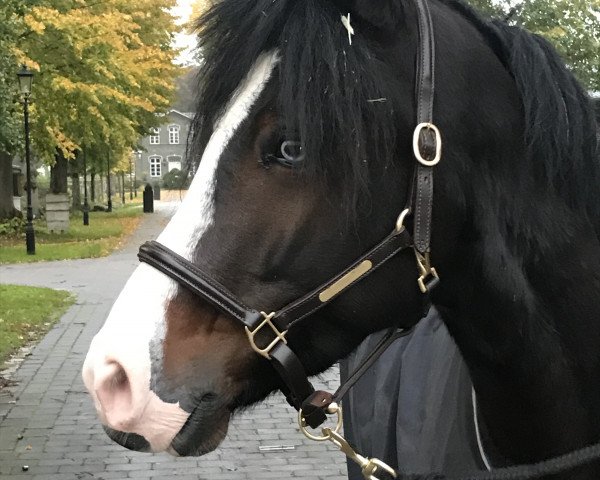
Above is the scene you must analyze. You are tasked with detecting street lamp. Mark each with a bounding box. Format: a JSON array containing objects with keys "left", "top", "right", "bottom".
[
  {"left": 17, "top": 65, "right": 35, "bottom": 255},
  {"left": 135, "top": 151, "right": 141, "bottom": 197}
]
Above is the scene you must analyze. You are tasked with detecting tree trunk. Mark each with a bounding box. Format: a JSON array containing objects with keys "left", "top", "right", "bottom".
[
  {"left": 0, "top": 151, "right": 19, "bottom": 220},
  {"left": 90, "top": 169, "right": 96, "bottom": 202},
  {"left": 71, "top": 173, "right": 81, "bottom": 211},
  {"left": 70, "top": 153, "right": 82, "bottom": 211},
  {"left": 50, "top": 150, "right": 68, "bottom": 194},
  {"left": 99, "top": 175, "right": 104, "bottom": 202},
  {"left": 120, "top": 172, "right": 126, "bottom": 204}
]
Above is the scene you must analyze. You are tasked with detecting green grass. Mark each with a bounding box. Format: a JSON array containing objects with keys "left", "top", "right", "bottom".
[
  {"left": 0, "top": 284, "right": 75, "bottom": 367},
  {"left": 0, "top": 204, "right": 143, "bottom": 264}
]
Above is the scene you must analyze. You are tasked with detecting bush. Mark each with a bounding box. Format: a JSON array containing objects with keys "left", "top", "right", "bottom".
[
  {"left": 0, "top": 217, "right": 26, "bottom": 236},
  {"left": 161, "top": 168, "right": 189, "bottom": 190}
]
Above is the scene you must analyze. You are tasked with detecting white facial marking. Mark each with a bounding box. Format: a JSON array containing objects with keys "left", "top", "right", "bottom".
[
  {"left": 158, "top": 50, "right": 280, "bottom": 258},
  {"left": 82, "top": 51, "right": 279, "bottom": 453}
]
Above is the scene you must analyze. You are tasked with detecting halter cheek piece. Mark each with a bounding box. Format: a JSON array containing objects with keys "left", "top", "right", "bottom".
[{"left": 138, "top": 0, "right": 600, "bottom": 478}]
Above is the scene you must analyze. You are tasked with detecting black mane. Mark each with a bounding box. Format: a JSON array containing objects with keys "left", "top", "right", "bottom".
[
  {"left": 191, "top": 0, "right": 599, "bottom": 227},
  {"left": 190, "top": 0, "right": 405, "bottom": 206},
  {"left": 442, "top": 0, "right": 599, "bottom": 231}
]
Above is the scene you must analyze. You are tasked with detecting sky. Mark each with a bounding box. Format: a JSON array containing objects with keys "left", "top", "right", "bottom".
[{"left": 171, "top": 0, "right": 198, "bottom": 65}]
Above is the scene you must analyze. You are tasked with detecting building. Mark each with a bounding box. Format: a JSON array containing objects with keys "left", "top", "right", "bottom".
[{"left": 135, "top": 110, "right": 194, "bottom": 184}]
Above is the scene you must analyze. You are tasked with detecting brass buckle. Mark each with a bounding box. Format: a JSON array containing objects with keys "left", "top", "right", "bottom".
[
  {"left": 413, "top": 122, "right": 442, "bottom": 167},
  {"left": 244, "top": 311, "right": 287, "bottom": 359},
  {"left": 415, "top": 250, "right": 439, "bottom": 293}
]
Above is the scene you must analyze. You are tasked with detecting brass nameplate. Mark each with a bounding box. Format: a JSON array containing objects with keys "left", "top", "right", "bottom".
[{"left": 318, "top": 260, "right": 373, "bottom": 303}]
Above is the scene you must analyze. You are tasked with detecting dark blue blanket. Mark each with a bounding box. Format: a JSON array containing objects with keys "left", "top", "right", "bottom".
[{"left": 341, "top": 309, "right": 487, "bottom": 478}]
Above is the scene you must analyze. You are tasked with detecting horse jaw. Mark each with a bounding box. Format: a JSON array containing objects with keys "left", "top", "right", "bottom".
[{"left": 82, "top": 51, "right": 279, "bottom": 454}]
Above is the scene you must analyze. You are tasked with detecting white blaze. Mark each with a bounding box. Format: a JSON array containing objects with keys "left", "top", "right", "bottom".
[{"left": 82, "top": 52, "right": 278, "bottom": 452}]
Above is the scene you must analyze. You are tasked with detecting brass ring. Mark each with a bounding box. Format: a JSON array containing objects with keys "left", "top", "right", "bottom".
[
  {"left": 298, "top": 405, "right": 343, "bottom": 442},
  {"left": 395, "top": 208, "right": 411, "bottom": 232}
]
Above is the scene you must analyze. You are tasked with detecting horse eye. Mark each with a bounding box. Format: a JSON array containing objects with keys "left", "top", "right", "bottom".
[
  {"left": 260, "top": 140, "right": 305, "bottom": 169},
  {"left": 280, "top": 141, "right": 304, "bottom": 163}
]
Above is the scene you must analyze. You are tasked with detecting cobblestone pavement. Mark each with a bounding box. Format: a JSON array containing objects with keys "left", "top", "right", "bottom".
[{"left": 0, "top": 202, "right": 347, "bottom": 480}]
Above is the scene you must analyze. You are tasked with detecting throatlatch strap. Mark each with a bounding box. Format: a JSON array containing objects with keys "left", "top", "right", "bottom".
[{"left": 272, "top": 227, "right": 413, "bottom": 332}]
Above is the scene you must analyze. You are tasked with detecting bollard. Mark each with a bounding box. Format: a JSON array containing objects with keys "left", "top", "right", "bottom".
[
  {"left": 153, "top": 184, "right": 161, "bottom": 201},
  {"left": 143, "top": 184, "right": 154, "bottom": 213}
]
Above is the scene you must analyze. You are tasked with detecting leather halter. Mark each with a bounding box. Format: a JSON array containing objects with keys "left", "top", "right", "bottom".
[{"left": 138, "top": 0, "right": 441, "bottom": 430}]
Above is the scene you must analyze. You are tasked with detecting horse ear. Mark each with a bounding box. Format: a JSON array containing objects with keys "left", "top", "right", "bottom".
[{"left": 330, "top": 0, "right": 404, "bottom": 31}]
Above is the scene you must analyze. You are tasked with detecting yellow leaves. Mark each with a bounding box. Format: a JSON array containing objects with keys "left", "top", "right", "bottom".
[
  {"left": 189, "top": 0, "right": 217, "bottom": 33},
  {"left": 13, "top": 48, "right": 40, "bottom": 72},
  {"left": 192, "top": 0, "right": 215, "bottom": 21},
  {"left": 45, "top": 126, "right": 79, "bottom": 160},
  {"left": 52, "top": 76, "right": 78, "bottom": 93},
  {"left": 24, "top": 14, "right": 45, "bottom": 34},
  {"left": 19, "top": 0, "right": 183, "bottom": 163},
  {"left": 543, "top": 26, "right": 568, "bottom": 42}
]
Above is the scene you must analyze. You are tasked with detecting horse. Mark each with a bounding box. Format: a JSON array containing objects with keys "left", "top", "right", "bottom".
[{"left": 82, "top": 0, "right": 600, "bottom": 478}]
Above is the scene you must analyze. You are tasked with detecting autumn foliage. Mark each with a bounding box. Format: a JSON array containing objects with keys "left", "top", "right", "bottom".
[{"left": 7, "top": 0, "right": 183, "bottom": 171}]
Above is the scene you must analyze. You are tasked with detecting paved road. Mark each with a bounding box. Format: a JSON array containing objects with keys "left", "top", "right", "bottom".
[{"left": 0, "top": 202, "right": 347, "bottom": 480}]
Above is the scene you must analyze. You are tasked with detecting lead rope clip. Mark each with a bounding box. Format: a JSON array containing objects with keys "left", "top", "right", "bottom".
[
  {"left": 299, "top": 404, "right": 397, "bottom": 480},
  {"left": 324, "top": 428, "right": 397, "bottom": 480}
]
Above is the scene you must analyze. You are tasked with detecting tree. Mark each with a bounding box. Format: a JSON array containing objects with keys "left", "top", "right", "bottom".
[
  {"left": 0, "top": 1, "right": 26, "bottom": 219},
  {"left": 466, "top": 0, "right": 599, "bottom": 91},
  {"left": 16, "top": 0, "right": 182, "bottom": 195}
]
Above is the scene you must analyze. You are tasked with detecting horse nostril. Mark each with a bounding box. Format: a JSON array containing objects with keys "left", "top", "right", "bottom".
[
  {"left": 111, "top": 364, "right": 129, "bottom": 390},
  {"left": 94, "top": 360, "right": 138, "bottom": 432}
]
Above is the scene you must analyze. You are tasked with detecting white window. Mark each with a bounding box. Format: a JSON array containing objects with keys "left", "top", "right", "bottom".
[
  {"left": 149, "top": 156, "right": 162, "bottom": 177},
  {"left": 149, "top": 128, "right": 160, "bottom": 145},
  {"left": 168, "top": 155, "right": 182, "bottom": 172},
  {"left": 168, "top": 125, "right": 180, "bottom": 145}
]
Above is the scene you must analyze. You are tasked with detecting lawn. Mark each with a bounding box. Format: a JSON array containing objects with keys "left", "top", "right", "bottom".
[
  {"left": 0, "top": 204, "right": 143, "bottom": 264},
  {"left": 0, "top": 284, "right": 75, "bottom": 367}
]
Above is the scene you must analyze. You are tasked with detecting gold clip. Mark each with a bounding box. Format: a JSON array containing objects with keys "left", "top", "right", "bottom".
[
  {"left": 415, "top": 250, "right": 439, "bottom": 293},
  {"left": 245, "top": 312, "right": 287, "bottom": 359},
  {"left": 323, "top": 428, "right": 397, "bottom": 480}
]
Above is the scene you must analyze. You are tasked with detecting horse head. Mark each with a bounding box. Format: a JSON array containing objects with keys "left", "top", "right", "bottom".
[{"left": 83, "top": 0, "right": 600, "bottom": 473}]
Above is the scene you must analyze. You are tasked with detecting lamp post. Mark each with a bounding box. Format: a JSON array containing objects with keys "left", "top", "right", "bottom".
[
  {"left": 17, "top": 65, "right": 35, "bottom": 255},
  {"left": 106, "top": 148, "right": 112, "bottom": 212},
  {"left": 135, "top": 151, "right": 140, "bottom": 198},
  {"left": 82, "top": 147, "right": 89, "bottom": 225}
]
